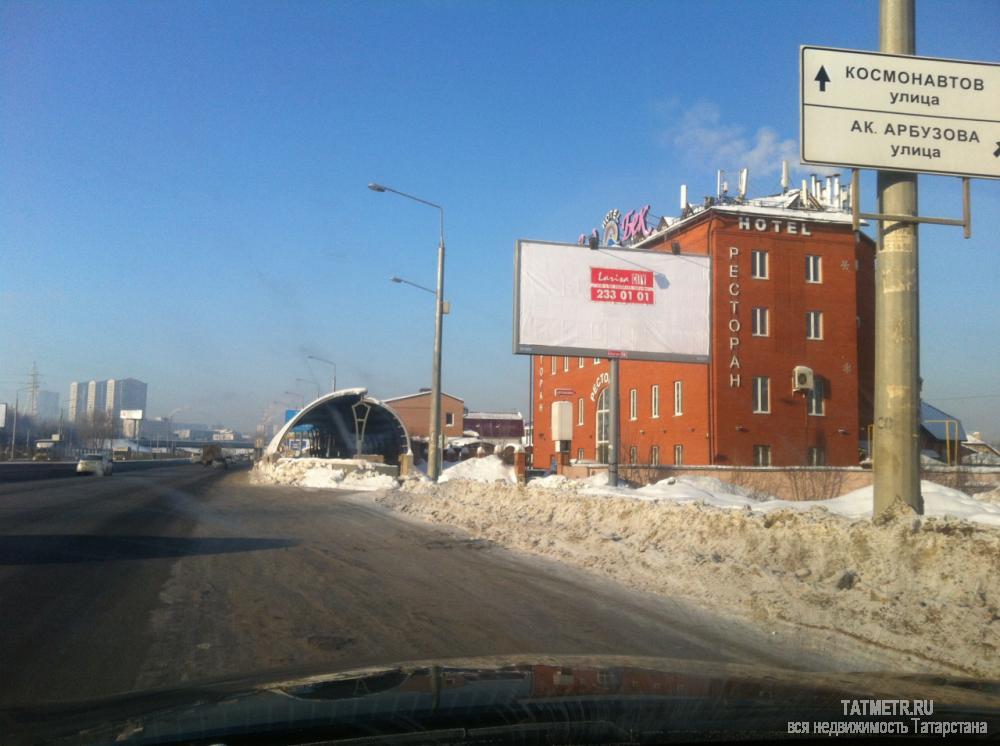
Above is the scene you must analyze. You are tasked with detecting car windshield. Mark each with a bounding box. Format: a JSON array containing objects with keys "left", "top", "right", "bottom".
[{"left": 2, "top": 1, "right": 999, "bottom": 743}]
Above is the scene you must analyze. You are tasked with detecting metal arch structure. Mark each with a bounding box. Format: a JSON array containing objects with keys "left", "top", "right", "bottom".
[{"left": 265, "top": 388, "right": 411, "bottom": 465}]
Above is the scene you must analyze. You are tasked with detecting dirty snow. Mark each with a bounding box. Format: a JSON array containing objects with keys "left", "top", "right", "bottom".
[
  {"left": 438, "top": 455, "right": 516, "bottom": 484},
  {"left": 253, "top": 458, "right": 1000, "bottom": 677},
  {"left": 251, "top": 457, "right": 398, "bottom": 492},
  {"left": 372, "top": 475, "right": 1000, "bottom": 678}
]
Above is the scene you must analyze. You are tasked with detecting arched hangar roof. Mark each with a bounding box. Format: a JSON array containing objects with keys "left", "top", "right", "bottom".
[{"left": 266, "top": 388, "right": 411, "bottom": 465}]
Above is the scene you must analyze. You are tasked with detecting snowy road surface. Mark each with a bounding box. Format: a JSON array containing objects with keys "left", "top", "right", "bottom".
[{"left": 0, "top": 466, "right": 862, "bottom": 707}]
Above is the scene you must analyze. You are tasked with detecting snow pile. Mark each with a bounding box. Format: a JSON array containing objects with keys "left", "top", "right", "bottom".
[
  {"left": 437, "top": 455, "right": 516, "bottom": 484},
  {"left": 252, "top": 457, "right": 398, "bottom": 492},
  {"left": 379, "top": 478, "right": 1000, "bottom": 678},
  {"left": 528, "top": 474, "right": 1000, "bottom": 527}
]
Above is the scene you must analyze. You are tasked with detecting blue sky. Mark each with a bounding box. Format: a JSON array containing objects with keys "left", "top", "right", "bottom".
[{"left": 2, "top": 0, "right": 998, "bottom": 436}]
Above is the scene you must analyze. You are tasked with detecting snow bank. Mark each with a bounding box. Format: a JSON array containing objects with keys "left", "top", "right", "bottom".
[
  {"left": 437, "top": 455, "right": 516, "bottom": 484},
  {"left": 529, "top": 473, "right": 1000, "bottom": 527},
  {"left": 251, "top": 457, "right": 398, "bottom": 492},
  {"left": 379, "top": 477, "right": 1000, "bottom": 678}
]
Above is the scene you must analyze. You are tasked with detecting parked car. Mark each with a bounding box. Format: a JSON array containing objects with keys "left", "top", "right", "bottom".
[{"left": 76, "top": 453, "right": 113, "bottom": 476}]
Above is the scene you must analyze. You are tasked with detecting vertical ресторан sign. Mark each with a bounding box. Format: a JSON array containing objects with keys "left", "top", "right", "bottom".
[{"left": 801, "top": 46, "right": 1000, "bottom": 179}]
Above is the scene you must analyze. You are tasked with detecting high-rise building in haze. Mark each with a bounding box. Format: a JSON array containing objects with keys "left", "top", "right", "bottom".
[{"left": 68, "top": 378, "right": 148, "bottom": 423}]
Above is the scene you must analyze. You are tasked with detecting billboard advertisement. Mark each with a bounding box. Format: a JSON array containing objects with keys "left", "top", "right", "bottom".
[
  {"left": 120, "top": 409, "right": 144, "bottom": 420},
  {"left": 0, "top": 403, "right": 6, "bottom": 429},
  {"left": 513, "top": 240, "right": 711, "bottom": 362}
]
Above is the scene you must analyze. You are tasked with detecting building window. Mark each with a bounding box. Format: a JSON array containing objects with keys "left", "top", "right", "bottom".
[
  {"left": 806, "top": 255, "right": 822, "bottom": 283},
  {"left": 445, "top": 412, "right": 454, "bottom": 427},
  {"left": 752, "top": 376, "right": 770, "bottom": 414},
  {"left": 753, "top": 445, "right": 772, "bottom": 466},
  {"left": 577, "top": 397, "right": 584, "bottom": 426},
  {"left": 651, "top": 384, "right": 660, "bottom": 418},
  {"left": 563, "top": 356, "right": 569, "bottom": 372},
  {"left": 651, "top": 445, "right": 660, "bottom": 466},
  {"left": 629, "top": 445, "right": 638, "bottom": 464},
  {"left": 807, "top": 311, "right": 823, "bottom": 340},
  {"left": 808, "top": 446, "right": 826, "bottom": 466},
  {"left": 551, "top": 356, "right": 557, "bottom": 374},
  {"left": 578, "top": 357, "right": 585, "bottom": 368},
  {"left": 577, "top": 447, "right": 585, "bottom": 461},
  {"left": 752, "top": 307, "right": 769, "bottom": 337},
  {"left": 594, "top": 357, "right": 600, "bottom": 365},
  {"left": 674, "top": 444, "right": 683, "bottom": 466},
  {"left": 629, "top": 388, "right": 637, "bottom": 420},
  {"left": 808, "top": 378, "right": 826, "bottom": 416},
  {"left": 673, "top": 380, "right": 683, "bottom": 416},
  {"left": 751, "top": 249, "right": 768, "bottom": 279}
]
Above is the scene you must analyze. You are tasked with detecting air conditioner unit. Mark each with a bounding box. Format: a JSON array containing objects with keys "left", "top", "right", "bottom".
[{"left": 792, "top": 366, "right": 814, "bottom": 392}]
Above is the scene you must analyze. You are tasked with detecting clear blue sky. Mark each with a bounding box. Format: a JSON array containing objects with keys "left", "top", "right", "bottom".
[{"left": 2, "top": 0, "right": 998, "bottom": 436}]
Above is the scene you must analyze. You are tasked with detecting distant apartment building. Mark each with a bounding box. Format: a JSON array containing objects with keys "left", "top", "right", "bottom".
[
  {"left": 383, "top": 390, "right": 465, "bottom": 441},
  {"left": 68, "top": 378, "right": 148, "bottom": 425}
]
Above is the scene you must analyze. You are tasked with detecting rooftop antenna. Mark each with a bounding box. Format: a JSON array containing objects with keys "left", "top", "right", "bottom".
[
  {"left": 716, "top": 170, "right": 724, "bottom": 200},
  {"left": 738, "top": 168, "right": 749, "bottom": 200},
  {"left": 680, "top": 184, "right": 688, "bottom": 216},
  {"left": 781, "top": 161, "right": 790, "bottom": 193}
]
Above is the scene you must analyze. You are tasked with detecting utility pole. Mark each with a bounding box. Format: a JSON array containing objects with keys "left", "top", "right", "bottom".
[{"left": 873, "top": 0, "right": 923, "bottom": 517}]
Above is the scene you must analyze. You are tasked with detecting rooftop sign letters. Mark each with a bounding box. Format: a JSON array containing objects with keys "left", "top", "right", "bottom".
[
  {"left": 801, "top": 46, "right": 1000, "bottom": 179},
  {"left": 579, "top": 205, "right": 652, "bottom": 247}
]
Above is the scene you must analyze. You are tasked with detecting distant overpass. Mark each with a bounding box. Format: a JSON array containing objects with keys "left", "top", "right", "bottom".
[{"left": 138, "top": 438, "right": 256, "bottom": 450}]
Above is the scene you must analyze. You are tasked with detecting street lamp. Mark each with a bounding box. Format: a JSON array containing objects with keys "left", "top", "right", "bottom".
[
  {"left": 389, "top": 276, "right": 451, "bottom": 313},
  {"left": 307, "top": 355, "right": 337, "bottom": 392},
  {"left": 369, "top": 181, "right": 446, "bottom": 480},
  {"left": 296, "top": 378, "right": 321, "bottom": 400}
]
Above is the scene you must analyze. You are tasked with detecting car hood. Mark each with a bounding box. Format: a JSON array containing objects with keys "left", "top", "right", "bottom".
[{"left": 4, "top": 654, "right": 999, "bottom": 745}]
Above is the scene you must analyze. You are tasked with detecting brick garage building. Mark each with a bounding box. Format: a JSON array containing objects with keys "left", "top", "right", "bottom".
[
  {"left": 530, "top": 188, "right": 875, "bottom": 468},
  {"left": 383, "top": 390, "right": 465, "bottom": 441}
]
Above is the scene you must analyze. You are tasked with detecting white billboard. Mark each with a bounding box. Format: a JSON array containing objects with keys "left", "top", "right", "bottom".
[
  {"left": 0, "top": 403, "right": 6, "bottom": 429},
  {"left": 120, "top": 409, "right": 144, "bottom": 420},
  {"left": 513, "top": 240, "right": 711, "bottom": 362}
]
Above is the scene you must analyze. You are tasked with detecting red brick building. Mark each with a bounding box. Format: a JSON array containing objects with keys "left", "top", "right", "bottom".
[{"left": 530, "top": 190, "right": 875, "bottom": 468}]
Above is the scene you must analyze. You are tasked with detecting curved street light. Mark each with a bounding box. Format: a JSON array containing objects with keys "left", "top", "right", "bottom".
[{"left": 370, "top": 182, "right": 446, "bottom": 480}]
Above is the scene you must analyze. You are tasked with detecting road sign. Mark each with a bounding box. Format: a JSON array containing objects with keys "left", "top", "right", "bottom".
[{"left": 801, "top": 46, "right": 1000, "bottom": 179}]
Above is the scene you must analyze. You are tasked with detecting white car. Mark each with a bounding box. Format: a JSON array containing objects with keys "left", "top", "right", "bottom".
[{"left": 76, "top": 453, "right": 114, "bottom": 476}]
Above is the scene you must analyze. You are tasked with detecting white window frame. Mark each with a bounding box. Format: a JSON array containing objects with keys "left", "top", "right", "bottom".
[
  {"left": 577, "top": 397, "right": 584, "bottom": 426},
  {"left": 673, "top": 380, "right": 683, "bottom": 416},
  {"left": 751, "top": 307, "right": 769, "bottom": 337},
  {"left": 594, "top": 357, "right": 600, "bottom": 365},
  {"left": 651, "top": 445, "right": 660, "bottom": 466},
  {"left": 445, "top": 412, "right": 454, "bottom": 427},
  {"left": 578, "top": 357, "right": 585, "bottom": 368},
  {"left": 806, "top": 255, "right": 822, "bottom": 283},
  {"left": 751, "top": 249, "right": 768, "bottom": 279},
  {"left": 629, "top": 388, "right": 638, "bottom": 420},
  {"left": 752, "top": 376, "right": 770, "bottom": 414},
  {"left": 753, "top": 444, "right": 772, "bottom": 466},
  {"left": 808, "top": 378, "right": 825, "bottom": 416},
  {"left": 551, "top": 356, "right": 556, "bottom": 374},
  {"left": 563, "top": 356, "right": 569, "bottom": 372},
  {"left": 807, "top": 445, "right": 825, "bottom": 466},
  {"left": 807, "top": 310, "right": 823, "bottom": 340},
  {"left": 651, "top": 384, "right": 660, "bottom": 418},
  {"left": 577, "top": 447, "right": 585, "bottom": 461},
  {"left": 673, "top": 444, "right": 683, "bottom": 466}
]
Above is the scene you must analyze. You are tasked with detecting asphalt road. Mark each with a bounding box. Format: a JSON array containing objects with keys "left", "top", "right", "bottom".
[{"left": 1, "top": 466, "right": 848, "bottom": 708}]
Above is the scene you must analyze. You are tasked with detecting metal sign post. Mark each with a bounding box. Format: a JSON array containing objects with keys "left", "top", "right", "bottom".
[{"left": 801, "top": 0, "right": 997, "bottom": 520}]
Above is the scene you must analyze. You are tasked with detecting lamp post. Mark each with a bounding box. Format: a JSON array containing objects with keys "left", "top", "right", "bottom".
[
  {"left": 307, "top": 355, "right": 338, "bottom": 393},
  {"left": 9, "top": 387, "right": 29, "bottom": 460},
  {"left": 389, "top": 276, "right": 451, "bottom": 314},
  {"left": 369, "top": 182, "right": 446, "bottom": 480},
  {"left": 297, "top": 378, "right": 321, "bottom": 400}
]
